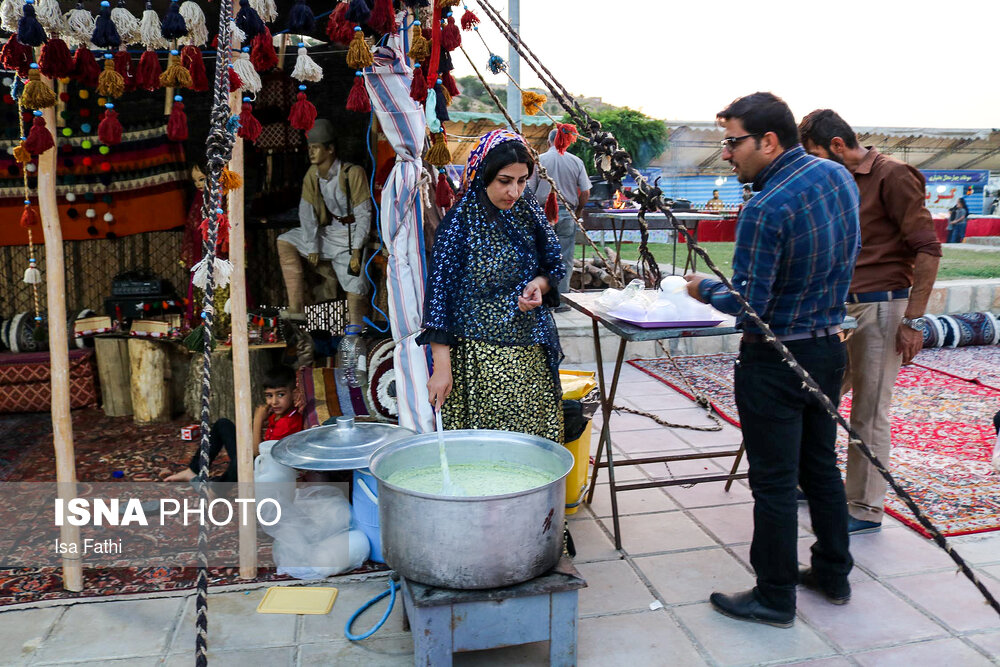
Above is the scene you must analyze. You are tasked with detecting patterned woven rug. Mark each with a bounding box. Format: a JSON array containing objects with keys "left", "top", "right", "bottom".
[
  {"left": 913, "top": 345, "right": 1000, "bottom": 391},
  {"left": 630, "top": 354, "right": 1000, "bottom": 537}
]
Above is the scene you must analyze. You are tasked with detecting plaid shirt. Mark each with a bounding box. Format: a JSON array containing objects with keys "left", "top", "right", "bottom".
[{"left": 699, "top": 146, "right": 860, "bottom": 336}]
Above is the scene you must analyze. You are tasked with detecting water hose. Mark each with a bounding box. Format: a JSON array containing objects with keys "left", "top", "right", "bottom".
[{"left": 344, "top": 577, "right": 399, "bottom": 641}]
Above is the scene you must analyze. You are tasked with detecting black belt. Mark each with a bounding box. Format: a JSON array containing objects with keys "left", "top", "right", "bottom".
[
  {"left": 847, "top": 288, "right": 909, "bottom": 304},
  {"left": 743, "top": 326, "right": 842, "bottom": 344}
]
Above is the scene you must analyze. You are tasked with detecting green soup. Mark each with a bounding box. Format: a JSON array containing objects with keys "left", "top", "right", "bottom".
[{"left": 387, "top": 461, "right": 556, "bottom": 496}]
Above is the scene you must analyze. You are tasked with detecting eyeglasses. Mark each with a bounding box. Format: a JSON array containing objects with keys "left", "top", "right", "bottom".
[{"left": 720, "top": 134, "right": 758, "bottom": 150}]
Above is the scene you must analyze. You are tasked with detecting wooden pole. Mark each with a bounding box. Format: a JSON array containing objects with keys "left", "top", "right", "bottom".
[{"left": 40, "top": 89, "right": 83, "bottom": 592}]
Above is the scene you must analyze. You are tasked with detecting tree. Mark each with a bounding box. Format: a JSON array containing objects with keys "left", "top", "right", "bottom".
[{"left": 563, "top": 108, "right": 668, "bottom": 175}]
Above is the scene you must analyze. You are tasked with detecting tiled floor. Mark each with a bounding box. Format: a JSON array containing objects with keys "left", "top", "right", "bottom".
[{"left": 2, "top": 360, "right": 999, "bottom": 666}]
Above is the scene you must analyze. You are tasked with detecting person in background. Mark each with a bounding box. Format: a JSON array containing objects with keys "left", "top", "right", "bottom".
[
  {"left": 742, "top": 183, "right": 754, "bottom": 203},
  {"left": 685, "top": 92, "right": 860, "bottom": 628},
  {"left": 947, "top": 197, "right": 969, "bottom": 244},
  {"left": 799, "top": 109, "right": 942, "bottom": 535},
  {"left": 706, "top": 189, "right": 725, "bottom": 211},
  {"left": 527, "top": 128, "right": 591, "bottom": 312}
]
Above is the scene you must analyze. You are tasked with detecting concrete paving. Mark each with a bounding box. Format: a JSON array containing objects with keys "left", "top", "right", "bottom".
[{"left": 2, "top": 360, "right": 999, "bottom": 665}]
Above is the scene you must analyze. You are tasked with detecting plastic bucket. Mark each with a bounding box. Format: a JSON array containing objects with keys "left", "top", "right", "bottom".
[{"left": 351, "top": 469, "right": 383, "bottom": 563}]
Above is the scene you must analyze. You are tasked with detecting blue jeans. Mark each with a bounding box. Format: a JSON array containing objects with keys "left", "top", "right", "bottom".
[
  {"left": 735, "top": 335, "right": 853, "bottom": 612},
  {"left": 554, "top": 211, "right": 577, "bottom": 295},
  {"left": 947, "top": 222, "right": 966, "bottom": 244}
]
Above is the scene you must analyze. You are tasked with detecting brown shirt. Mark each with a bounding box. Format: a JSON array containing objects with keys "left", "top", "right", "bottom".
[{"left": 850, "top": 148, "right": 941, "bottom": 293}]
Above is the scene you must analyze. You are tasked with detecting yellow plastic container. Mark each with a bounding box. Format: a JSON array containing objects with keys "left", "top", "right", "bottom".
[{"left": 560, "top": 370, "right": 598, "bottom": 515}]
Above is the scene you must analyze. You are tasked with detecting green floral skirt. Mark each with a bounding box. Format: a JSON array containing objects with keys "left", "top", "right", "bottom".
[{"left": 442, "top": 337, "right": 563, "bottom": 444}]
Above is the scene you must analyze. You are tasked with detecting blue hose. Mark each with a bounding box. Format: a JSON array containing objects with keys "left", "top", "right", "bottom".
[{"left": 344, "top": 579, "right": 399, "bottom": 641}]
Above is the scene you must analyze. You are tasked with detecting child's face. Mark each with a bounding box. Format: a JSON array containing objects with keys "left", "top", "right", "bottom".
[{"left": 264, "top": 386, "right": 294, "bottom": 416}]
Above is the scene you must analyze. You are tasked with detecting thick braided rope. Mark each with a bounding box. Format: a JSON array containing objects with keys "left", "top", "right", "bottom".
[
  {"left": 193, "top": 2, "right": 236, "bottom": 664},
  {"left": 476, "top": 0, "right": 1000, "bottom": 618}
]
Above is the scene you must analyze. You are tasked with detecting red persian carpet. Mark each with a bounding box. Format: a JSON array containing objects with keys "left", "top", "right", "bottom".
[
  {"left": 913, "top": 345, "right": 1000, "bottom": 391},
  {"left": 630, "top": 352, "right": 1000, "bottom": 538}
]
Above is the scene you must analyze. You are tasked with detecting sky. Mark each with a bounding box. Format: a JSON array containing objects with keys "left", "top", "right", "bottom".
[{"left": 453, "top": 0, "right": 1000, "bottom": 129}]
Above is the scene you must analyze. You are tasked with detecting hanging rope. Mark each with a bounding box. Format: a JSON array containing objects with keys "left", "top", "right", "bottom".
[{"left": 475, "top": 0, "right": 1000, "bottom": 618}]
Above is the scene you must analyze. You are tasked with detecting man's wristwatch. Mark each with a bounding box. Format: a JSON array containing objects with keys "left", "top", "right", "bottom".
[{"left": 901, "top": 316, "right": 925, "bottom": 331}]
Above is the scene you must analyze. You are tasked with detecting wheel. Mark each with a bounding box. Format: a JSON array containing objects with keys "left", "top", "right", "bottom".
[
  {"left": 68, "top": 308, "right": 97, "bottom": 349},
  {"left": 9, "top": 312, "right": 47, "bottom": 354}
]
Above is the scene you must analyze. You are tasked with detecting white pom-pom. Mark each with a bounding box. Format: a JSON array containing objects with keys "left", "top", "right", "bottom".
[
  {"left": 111, "top": 4, "right": 141, "bottom": 45},
  {"left": 231, "top": 52, "right": 261, "bottom": 93},
  {"left": 250, "top": 0, "right": 277, "bottom": 23},
  {"left": 66, "top": 192, "right": 77, "bottom": 202},
  {"left": 191, "top": 257, "right": 234, "bottom": 290},
  {"left": 291, "top": 46, "right": 323, "bottom": 83},
  {"left": 23, "top": 266, "right": 42, "bottom": 284},
  {"left": 1, "top": 0, "right": 23, "bottom": 33},
  {"left": 229, "top": 19, "right": 245, "bottom": 48},
  {"left": 85, "top": 208, "right": 96, "bottom": 218},
  {"left": 104, "top": 212, "right": 114, "bottom": 222},
  {"left": 26, "top": 163, "right": 37, "bottom": 173},
  {"left": 35, "top": 0, "right": 67, "bottom": 34},
  {"left": 179, "top": 1, "right": 208, "bottom": 47},
  {"left": 139, "top": 6, "right": 167, "bottom": 50},
  {"left": 63, "top": 6, "right": 96, "bottom": 48}
]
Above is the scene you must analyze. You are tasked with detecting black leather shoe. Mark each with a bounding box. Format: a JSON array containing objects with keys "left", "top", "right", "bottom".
[
  {"left": 709, "top": 589, "right": 794, "bottom": 628},
  {"left": 799, "top": 568, "right": 851, "bottom": 605}
]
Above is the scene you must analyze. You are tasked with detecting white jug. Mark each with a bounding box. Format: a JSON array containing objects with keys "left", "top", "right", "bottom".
[{"left": 255, "top": 440, "right": 298, "bottom": 522}]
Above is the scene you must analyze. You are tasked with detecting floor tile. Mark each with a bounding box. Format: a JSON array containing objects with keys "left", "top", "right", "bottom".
[
  {"left": 587, "top": 485, "right": 676, "bottom": 518},
  {"left": 31, "top": 597, "right": 183, "bottom": 663},
  {"left": 300, "top": 578, "right": 408, "bottom": 643},
  {"left": 567, "top": 519, "right": 621, "bottom": 563},
  {"left": 613, "top": 380, "right": 671, "bottom": 398},
  {"left": 949, "top": 533, "right": 1000, "bottom": 566},
  {"left": 967, "top": 630, "right": 1000, "bottom": 658},
  {"left": 888, "top": 571, "right": 1000, "bottom": 633},
  {"left": 849, "top": 526, "right": 956, "bottom": 577},
  {"left": 168, "top": 591, "right": 296, "bottom": 652},
  {"left": 730, "top": 536, "right": 874, "bottom": 586},
  {"left": 612, "top": 428, "right": 692, "bottom": 454},
  {"left": 575, "top": 560, "right": 652, "bottom": 615},
  {"left": 163, "top": 648, "right": 296, "bottom": 667},
  {"left": 621, "top": 392, "right": 700, "bottom": 412},
  {"left": 673, "top": 602, "right": 833, "bottom": 666},
  {"left": 786, "top": 659, "right": 854, "bottom": 667},
  {"left": 689, "top": 505, "right": 755, "bottom": 545},
  {"left": 638, "top": 456, "right": 728, "bottom": 482},
  {"left": 578, "top": 611, "right": 708, "bottom": 666},
  {"left": 674, "top": 421, "right": 744, "bottom": 449},
  {"left": 298, "top": 636, "right": 414, "bottom": 666},
  {"left": 665, "top": 479, "right": 753, "bottom": 509},
  {"left": 634, "top": 548, "right": 753, "bottom": 604},
  {"left": 0, "top": 606, "right": 62, "bottom": 663},
  {"left": 59, "top": 658, "right": 161, "bottom": 666},
  {"left": 796, "top": 579, "right": 947, "bottom": 652},
  {"left": 609, "top": 511, "right": 717, "bottom": 555},
  {"left": 852, "top": 637, "right": 995, "bottom": 666}
]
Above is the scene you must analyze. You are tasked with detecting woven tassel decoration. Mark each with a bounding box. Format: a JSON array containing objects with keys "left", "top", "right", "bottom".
[
  {"left": 23, "top": 259, "right": 42, "bottom": 284},
  {"left": 250, "top": 26, "right": 276, "bottom": 71},
  {"left": 553, "top": 123, "right": 579, "bottom": 154},
  {"left": 435, "top": 82, "right": 450, "bottom": 113},
  {"left": 13, "top": 142, "right": 31, "bottom": 163},
  {"left": 237, "top": 99, "right": 261, "bottom": 142},
  {"left": 249, "top": 0, "right": 276, "bottom": 23},
  {"left": 1, "top": 33, "right": 32, "bottom": 77},
  {"left": 34, "top": 0, "right": 65, "bottom": 33},
  {"left": 167, "top": 97, "right": 187, "bottom": 141},
  {"left": 345, "top": 0, "right": 369, "bottom": 24},
  {"left": 22, "top": 68, "right": 57, "bottom": 109},
  {"left": 39, "top": 37, "right": 73, "bottom": 79},
  {"left": 407, "top": 23, "right": 430, "bottom": 61},
  {"left": 139, "top": 1, "right": 167, "bottom": 49},
  {"left": 228, "top": 19, "right": 245, "bottom": 47},
  {"left": 522, "top": 90, "right": 546, "bottom": 116},
  {"left": 288, "top": 91, "right": 316, "bottom": 131},
  {"left": 97, "top": 105, "right": 123, "bottom": 144},
  {"left": 438, "top": 0, "right": 459, "bottom": 7},
  {"left": 135, "top": 49, "right": 161, "bottom": 90},
  {"left": 441, "top": 69, "right": 459, "bottom": 96},
  {"left": 367, "top": 0, "right": 395, "bottom": 35},
  {"left": 425, "top": 132, "right": 450, "bottom": 167},
  {"left": 409, "top": 63, "right": 426, "bottom": 102},
  {"left": 235, "top": 0, "right": 264, "bottom": 41},
  {"left": 220, "top": 168, "right": 242, "bottom": 194},
  {"left": 345, "top": 27, "right": 372, "bottom": 69},
  {"left": 181, "top": 44, "right": 207, "bottom": 91},
  {"left": 199, "top": 214, "right": 230, "bottom": 252},
  {"left": 96, "top": 56, "right": 125, "bottom": 96},
  {"left": 441, "top": 15, "right": 460, "bottom": 51},
  {"left": 228, "top": 64, "right": 242, "bottom": 91},
  {"left": 290, "top": 43, "right": 322, "bottom": 82},
  {"left": 113, "top": 47, "right": 135, "bottom": 91},
  {"left": 17, "top": 3, "right": 47, "bottom": 46},
  {"left": 20, "top": 204, "right": 39, "bottom": 228},
  {"left": 71, "top": 45, "right": 100, "bottom": 87},
  {"left": 231, "top": 50, "right": 260, "bottom": 92},
  {"left": 64, "top": 3, "right": 94, "bottom": 48},
  {"left": 544, "top": 190, "right": 558, "bottom": 223},
  {"left": 435, "top": 171, "right": 454, "bottom": 209},
  {"left": 460, "top": 8, "right": 478, "bottom": 30},
  {"left": 345, "top": 71, "right": 369, "bottom": 112},
  {"left": 286, "top": 0, "right": 313, "bottom": 34},
  {"left": 23, "top": 115, "right": 55, "bottom": 154},
  {"left": 179, "top": 1, "right": 207, "bottom": 47},
  {"left": 191, "top": 257, "right": 233, "bottom": 290},
  {"left": 91, "top": 0, "right": 121, "bottom": 49},
  {"left": 325, "top": 3, "right": 355, "bottom": 45},
  {"left": 160, "top": 0, "right": 186, "bottom": 40},
  {"left": 159, "top": 49, "right": 191, "bottom": 87},
  {"left": 1, "top": 0, "right": 22, "bottom": 32},
  {"left": 110, "top": 0, "right": 140, "bottom": 44}
]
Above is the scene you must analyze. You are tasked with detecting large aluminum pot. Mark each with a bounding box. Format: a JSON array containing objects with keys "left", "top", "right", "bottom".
[{"left": 368, "top": 429, "right": 574, "bottom": 589}]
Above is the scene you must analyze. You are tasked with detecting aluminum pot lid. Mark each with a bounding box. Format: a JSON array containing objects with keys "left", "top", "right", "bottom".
[{"left": 271, "top": 416, "right": 416, "bottom": 471}]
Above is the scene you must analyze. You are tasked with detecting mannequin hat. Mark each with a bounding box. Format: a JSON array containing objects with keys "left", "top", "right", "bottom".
[{"left": 306, "top": 119, "right": 335, "bottom": 145}]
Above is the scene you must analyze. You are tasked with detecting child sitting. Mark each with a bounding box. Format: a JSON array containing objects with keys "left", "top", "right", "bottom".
[{"left": 161, "top": 365, "right": 303, "bottom": 482}]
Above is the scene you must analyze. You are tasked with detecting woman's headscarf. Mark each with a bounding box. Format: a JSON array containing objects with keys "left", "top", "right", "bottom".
[{"left": 460, "top": 128, "right": 527, "bottom": 195}]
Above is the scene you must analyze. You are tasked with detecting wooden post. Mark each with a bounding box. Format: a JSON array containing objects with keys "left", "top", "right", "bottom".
[
  {"left": 94, "top": 337, "right": 133, "bottom": 416},
  {"left": 128, "top": 338, "right": 171, "bottom": 422},
  {"left": 40, "top": 97, "right": 83, "bottom": 592}
]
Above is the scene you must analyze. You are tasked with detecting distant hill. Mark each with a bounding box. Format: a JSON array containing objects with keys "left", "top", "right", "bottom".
[{"left": 451, "top": 76, "right": 615, "bottom": 118}]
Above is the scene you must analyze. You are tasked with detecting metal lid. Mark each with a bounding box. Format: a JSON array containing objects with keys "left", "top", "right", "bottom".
[{"left": 271, "top": 416, "right": 417, "bottom": 471}]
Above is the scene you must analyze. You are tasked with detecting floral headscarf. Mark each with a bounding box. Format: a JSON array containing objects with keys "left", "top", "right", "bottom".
[{"left": 460, "top": 128, "right": 527, "bottom": 194}]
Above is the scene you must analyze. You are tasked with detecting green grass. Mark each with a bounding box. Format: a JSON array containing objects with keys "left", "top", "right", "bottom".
[{"left": 593, "top": 242, "right": 999, "bottom": 280}]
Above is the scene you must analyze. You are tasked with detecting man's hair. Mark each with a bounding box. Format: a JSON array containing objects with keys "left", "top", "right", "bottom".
[
  {"left": 481, "top": 140, "right": 535, "bottom": 184},
  {"left": 263, "top": 365, "right": 297, "bottom": 390},
  {"left": 547, "top": 128, "right": 558, "bottom": 144},
  {"left": 798, "top": 109, "right": 859, "bottom": 151},
  {"left": 712, "top": 190, "right": 719, "bottom": 195},
  {"left": 742, "top": 184, "right": 752, "bottom": 190},
  {"left": 717, "top": 92, "right": 799, "bottom": 150}
]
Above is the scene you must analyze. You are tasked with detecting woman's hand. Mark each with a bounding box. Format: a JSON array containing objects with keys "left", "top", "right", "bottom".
[
  {"left": 518, "top": 277, "right": 548, "bottom": 312},
  {"left": 427, "top": 343, "right": 453, "bottom": 409}
]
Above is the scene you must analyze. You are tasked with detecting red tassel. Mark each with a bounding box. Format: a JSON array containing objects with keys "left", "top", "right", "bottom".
[
  {"left": 435, "top": 172, "right": 454, "bottom": 209},
  {"left": 441, "top": 70, "right": 459, "bottom": 97},
  {"left": 228, "top": 67, "right": 243, "bottom": 92},
  {"left": 113, "top": 50, "right": 136, "bottom": 92},
  {"left": 366, "top": 0, "right": 396, "bottom": 35},
  {"left": 135, "top": 50, "right": 162, "bottom": 91},
  {"left": 20, "top": 205, "right": 39, "bottom": 228},
  {"left": 1, "top": 34, "right": 32, "bottom": 77},
  {"left": 250, "top": 27, "right": 278, "bottom": 72},
  {"left": 346, "top": 75, "right": 370, "bottom": 113},
  {"left": 167, "top": 101, "right": 188, "bottom": 141},
  {"left": 326, "top": 3, "right": 356, "bottom": 45},
  {"left": 410, "top": 65, "right": 427, "bottom": 102},
  {"left": 23, "top": 117, "right": 55, "bottom": 155},
  {"left": 544, "top": 190, "right": 558, "bottom": 223},
  {"left": 237, "top": 102, "right": 262, "bottom": 142},
  {"left": 200, "top": 214, "right": 230, "bottom": 252},
  {"left": 460, "top": 9, "right": 480, "bottom": 31},
  {"left": 98, "top": 108, "right": 123, "bottom": 145},
  {"left": 288, "top": 92, "right": 317, "bottom": 132},
  {"left": 72, "top": 47, "right": 101, "bottom": 88},
  {"left": 553, "top": 123, "right": 579, "bottom": 155},
  {"left": 441, "top": 16, "right": 461, "bottom": 51},
  {"left": 39, "top": 38, "right": 74, "bottom": 79},
  {"left": 181, "top": 45, "right": 209, "bottom": 92}
]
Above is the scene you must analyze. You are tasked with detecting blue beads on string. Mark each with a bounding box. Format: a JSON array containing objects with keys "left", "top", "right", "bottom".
[
  {"left": 32, "top": 110, "right": 42, "bottom": 116},
  {"left": 29, "top": 63, "right": 38, "bottom": 69},
  {"left": 174, "top": 94, "right": 182, "bottom": 102},
  {"left": 298, "top": 84, "right": 306, "bottom": 91},
  {"left": 105, "top": 102, "right": 114, "bottom": 109},
  {"left": 215, "top": 207, "right": 224, "bottom": 215},
  {"left": 487, "top": 54, "right": 506, "bottom": 74}
]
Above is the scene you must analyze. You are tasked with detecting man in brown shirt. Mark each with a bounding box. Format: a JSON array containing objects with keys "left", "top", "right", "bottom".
[{"left": 799, "top": 109, "right": 941, "bottom": 534}]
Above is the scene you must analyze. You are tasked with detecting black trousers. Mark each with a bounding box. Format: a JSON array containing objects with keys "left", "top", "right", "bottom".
[
  {"left": 735, "top": 335, "right": 853, "bottom": 612},
  {"left": 187, "top": 418, "right": 238, "bottom": 483}
]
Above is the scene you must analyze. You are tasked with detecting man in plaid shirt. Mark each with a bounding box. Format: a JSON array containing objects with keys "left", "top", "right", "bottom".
[{"left": 685, "top": 92, "right": 860, "bottom": 627}]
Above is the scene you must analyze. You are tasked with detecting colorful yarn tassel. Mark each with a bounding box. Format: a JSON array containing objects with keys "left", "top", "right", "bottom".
[
  {"left": 460, "top": 9, "right": 479, "bottom": 30},
  {"left": 250, "top": 26, "right": 277, "bottom": 71},
  {"left": 554, "top": 123, "right": 579, "bottom": 154},
  {"left": 366, "top": 0, "right": 396, "bottom": 35},
  {"left": 113, "top": 48, "right": 135, "bottom": 91},
  {"left": 235, "top": 0, "right": 265, "bottom": 41},
  {"left": 71, "top": 46, "right": 100, "bottom": 87},
  {"left": 96, "top": 57, "right": 125, "bottom": 97},
  {"left": 23, "top": 116, "right": 55, "bottom": 154},
  {"left": 64, "top": 2, "right": 95, "bottom": 48},
  {"left": 17, "top": 3, "right": 47, "bottom": 47},
  {"left": 181, "top": 44, "right": 208, "bottom": 91},
  {"left": 167, "top": 99, "right": 187, "bottom": 141},
  {"left": 2, "top": 33, "right": 33, "bottom": 77},
  {"left": 410, "top": 63, "right": 427, "bottom": 103},
  {"left": 286, "top": 0, "right": 314, "bottom": 34},
  {"left": 38, "top": 37, "right": 73, "bottom": 79},
  {"left": 20, "top": 204, "right": 39, "bottom": 228},
  {"left": 178, "top": 0, "right": 207, "bottom": 47},
  {"left": 407, "top": 26, "right": 430, "bottom": 62},
  {"left": 139, "top": 1, "right": 167, "bottom": 49},
  {"left": 159, "top": 52, "right": 192, "bottom": 88},
  {"left": 325, "top": 3, "right": 355, "bottom": 45},
  {"left": 237, "top": 100, "right": 262, "bottom": 142},
  {"left": 228, "top": 65, "right": 242, "bottom": 92},
  {"left": 135, "top": 49, "right": 161, "bottom": 90},
  {"left": 441, "top": 15, "right": 460, "bottom": 51},
  {"left": 249, "top": 0, "right": 276, "bottom": 23},
  {"left": 290, "top": 44, "right": 322, "bottom": 82},
  {"left": 345, "top": 28, "right": 372, "bottom": 69},
  {"left": 287, "top": 91, "right": 316, "bottom": 131},
  {"left": 22, "top": 68, "right": 57, "bottom": 110},
  {"left": 544, "top": 190, "right": 558, "bottom": 223},
  {"left": 435, "top": 171, "right": 454, "bottom": 209},
  {"left": 425, "top": 132, "right": 450, "bottom": 167},
  {"left": 110, "top": 0, "right": 140, "bottom": 45},
  {"left": 97, "top": 106, "right": 123, "bottom": 145},
  {"left": 345, "top": 72, "right": 370, "bottom": 112},
  {"left": 91, "top": 1, "right": 121, "bottom": 49},
  {"left": 160, "top": 0, "right": 187, "bottom": 40},
  {"left": 345, "top": 0, "right": 369, "bottom": 24},
  {"left": 522, "top": 90, "right": 546, "bottom": 116},
  {"left": 231, "top": 51, "right": 260, "bottom": 92}
]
